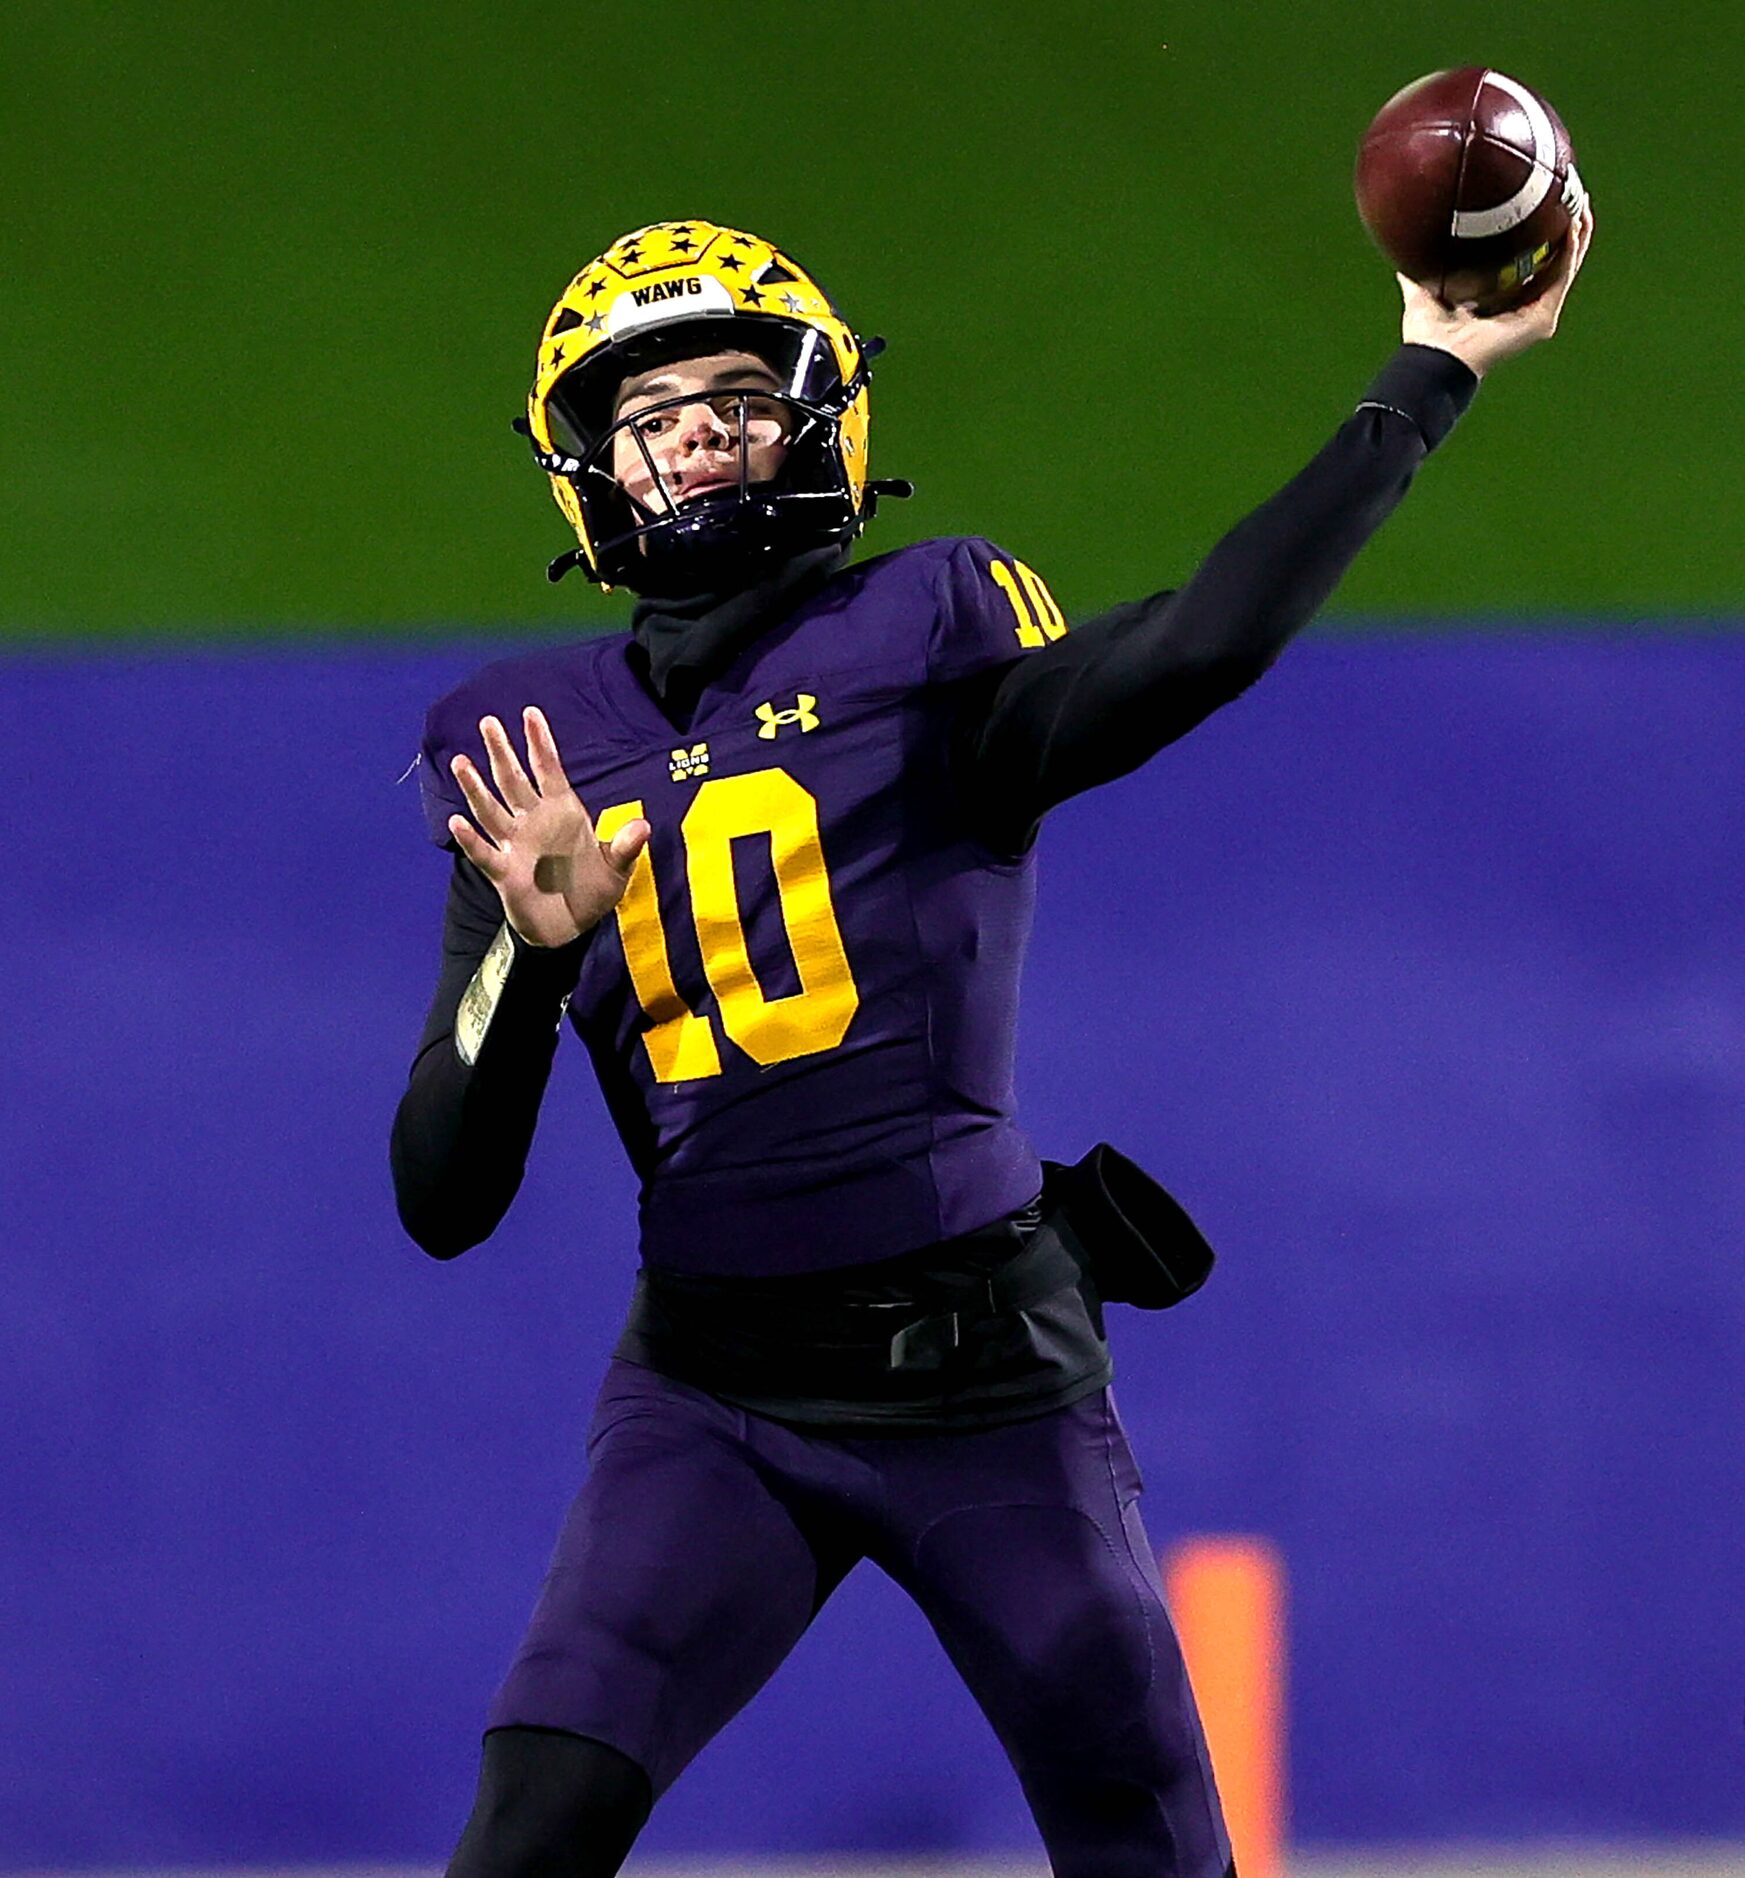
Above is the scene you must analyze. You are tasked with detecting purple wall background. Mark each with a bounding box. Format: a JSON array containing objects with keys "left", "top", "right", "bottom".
[{"left": 2, "top": 635, "right": 1742, "bottom": 1865}]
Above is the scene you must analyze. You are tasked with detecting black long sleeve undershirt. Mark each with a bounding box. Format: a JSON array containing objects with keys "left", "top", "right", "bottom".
[
  {"left": 953, "top": 343, "right": 1477, "bottom": 854},
  {"left": 389, "top": 344, "right": 1477, "bottom": 1257},
  {"left": 389, "top": 856, "right": 590, "bottom": 1258}
]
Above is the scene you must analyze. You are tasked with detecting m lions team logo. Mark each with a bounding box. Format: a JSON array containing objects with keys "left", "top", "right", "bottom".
[{"left": 755, "top": 695, "right": 821, "bottom": 739}]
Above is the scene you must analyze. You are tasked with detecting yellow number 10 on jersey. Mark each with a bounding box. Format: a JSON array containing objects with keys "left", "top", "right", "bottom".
[
  {"left": 990, "top": 559, "right": 1067, "bottom": 647},
  {"left": 595, "top": 768, "right": 859, "bottom": 1083}
]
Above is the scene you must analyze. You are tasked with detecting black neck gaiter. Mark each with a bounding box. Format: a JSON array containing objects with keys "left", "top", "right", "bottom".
[{"left": 629, "top": 543, "right": 849, "bottom": 721}]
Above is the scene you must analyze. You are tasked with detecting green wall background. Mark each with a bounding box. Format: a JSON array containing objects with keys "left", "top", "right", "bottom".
[{"left": 8, "top": 0, "right": 1740, "bottom": 641}]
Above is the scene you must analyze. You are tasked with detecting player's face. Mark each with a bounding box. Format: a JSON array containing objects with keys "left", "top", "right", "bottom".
[{"left": 611, "top": 351, "right": 792, "bottom": 518}]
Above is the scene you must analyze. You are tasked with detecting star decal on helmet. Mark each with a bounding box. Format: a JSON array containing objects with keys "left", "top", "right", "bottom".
[
  {"left": 582, "top": 311, "right": 605, "bottom": 334},
  {"left": 779, "top": 291, "right": 804, "bottom": 313},
  {"left": 718, "top": 253, "right": 743, "bottom": 272},
  {"left": 583, "top": 277, "right": 605, "bottom": 300}
]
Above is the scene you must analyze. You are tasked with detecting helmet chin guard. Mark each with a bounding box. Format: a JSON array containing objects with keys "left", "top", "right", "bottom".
[{"left": 521, "top": 222, "right": 910, "bottom": 595}]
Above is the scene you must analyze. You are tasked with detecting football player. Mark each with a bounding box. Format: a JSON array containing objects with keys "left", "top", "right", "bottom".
[{"left": 392, "top": 209, "right": 1592, "bottom": 1878}]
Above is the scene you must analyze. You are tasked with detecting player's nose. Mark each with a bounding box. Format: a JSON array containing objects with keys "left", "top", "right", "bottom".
[{"left": 677, "top": 399, "right": 735, "bottom": 452}]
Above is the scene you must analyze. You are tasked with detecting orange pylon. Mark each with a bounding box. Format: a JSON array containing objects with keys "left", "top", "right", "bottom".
[{"left": 1163, "top": 1536, "right": 1287, "bottom": 1878}]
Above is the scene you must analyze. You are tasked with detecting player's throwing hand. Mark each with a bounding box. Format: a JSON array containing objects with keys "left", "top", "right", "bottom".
[
  {"left": 1399, "top": 197, "right": 1595, "bottom": 379},
  {"left": 448, "top": 707, "right": 649, "bottom": 947}
]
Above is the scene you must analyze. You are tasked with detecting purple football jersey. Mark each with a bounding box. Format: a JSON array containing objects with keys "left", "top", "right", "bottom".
[{"left": 420, "top": 537, "right": 1070, "bottom": 1277}]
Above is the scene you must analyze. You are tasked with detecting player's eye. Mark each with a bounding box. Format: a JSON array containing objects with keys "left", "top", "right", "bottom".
[
  {"left": 724, "top": 397, "right": 789, "bottom": 445},
  {"left": 631, "top": 411, "right": 673, "bottom": 438}
]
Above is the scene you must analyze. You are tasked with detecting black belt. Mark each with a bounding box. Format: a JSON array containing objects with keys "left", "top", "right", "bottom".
[
  {"left": 613, "top": 1209, "right": 1112, "bottom": 1425},
  {"left": 624, "top": 1218, "right": 1083, "bottom": 1374},
  {"left": 611, "top": 1145, "right": 1213, "bottom": 1428}
]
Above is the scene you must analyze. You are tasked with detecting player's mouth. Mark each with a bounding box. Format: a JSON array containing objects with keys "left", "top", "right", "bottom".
[{"left": 674, "top": 477, "right": 741, "bottom": 507}]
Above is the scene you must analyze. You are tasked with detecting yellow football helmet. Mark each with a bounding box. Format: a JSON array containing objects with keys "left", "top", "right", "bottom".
[{"left": 519, "top": 220, "right": 911, "bottom": 593}]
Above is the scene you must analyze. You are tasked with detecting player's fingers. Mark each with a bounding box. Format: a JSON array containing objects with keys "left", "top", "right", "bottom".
[
  {"left": 602, "top": 817, "right": 650, "bottom": 875},
  {"left": 1536, "top": 211, "right": 1593, "bottom": 332},
  {"left": 452, "top": 752, "right": 516, "bottom": 842},
  {"left": 1556, "top": 201, "right": 1594, "bottom": 290},
  {"left": 1572, "top": 198, "right": 1595, "bottom": 271},
  {"left": 523, "top": 706, "right": 572, "bottom": 799},
  {"left": 449, "top": 813, "right": 502, "bottom": 875},
  {"left": 480, "top": 714, "right": 538, "bottom": 813}
]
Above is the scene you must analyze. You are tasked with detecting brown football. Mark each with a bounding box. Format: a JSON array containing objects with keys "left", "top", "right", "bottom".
[{"left": 1355, "top": 68, "right": 1587, "bottom": 313}]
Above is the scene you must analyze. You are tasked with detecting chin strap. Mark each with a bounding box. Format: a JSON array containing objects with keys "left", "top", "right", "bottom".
[
  {"left": 853, "top": 339, "right": 914, "bottom": 510},
  {"left": 862, "top": 477, "right": 915, "bottom": 522},
  {"left": 513, "top": 419, "right": 595, "bottom": 582},
  {"left": 546, "top": 548, "right": 591, "bottom": 584}
]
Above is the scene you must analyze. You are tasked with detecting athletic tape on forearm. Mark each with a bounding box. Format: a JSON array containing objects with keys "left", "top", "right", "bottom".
[{"left": 456, "top": 923, "right": 517, "bottom": 1067}]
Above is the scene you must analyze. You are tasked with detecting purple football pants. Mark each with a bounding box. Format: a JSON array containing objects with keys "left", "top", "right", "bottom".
[{"left": 487, "top": 1359, "right": 1232, "bottom": 1878}]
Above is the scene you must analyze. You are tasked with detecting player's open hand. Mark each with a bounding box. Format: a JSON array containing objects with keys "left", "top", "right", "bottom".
[
  {"left": 449, "top": 708, "right": 649, "bottom": 948},
  {"left": 1399, "top": 196, "right": 1595, "bottom": 379}
]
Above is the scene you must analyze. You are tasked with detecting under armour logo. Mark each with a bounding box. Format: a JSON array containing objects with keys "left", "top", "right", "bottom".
[{"left": 754, "top": 694, "right": 820, "bottom": 738}]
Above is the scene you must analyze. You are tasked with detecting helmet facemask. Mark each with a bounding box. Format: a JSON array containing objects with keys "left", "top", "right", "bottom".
[{"left": 538, "top": 316, "right": 866, "bottom": 594}]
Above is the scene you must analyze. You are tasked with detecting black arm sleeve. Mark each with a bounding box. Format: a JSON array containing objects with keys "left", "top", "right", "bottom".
[
  {"left": 956, "top": 345, "right": 1479, "bottom": 853},
  {"left": 389, "top": 854, "right": 590, "bottom": 1259}
]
